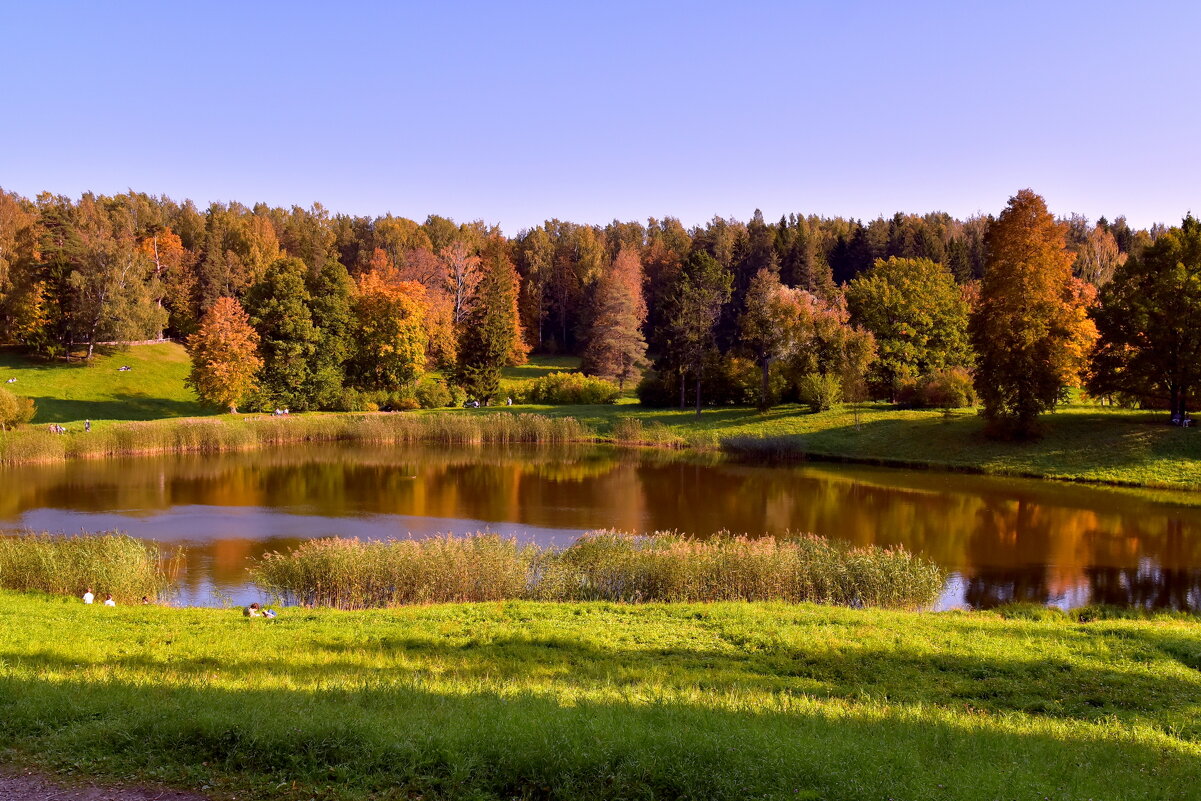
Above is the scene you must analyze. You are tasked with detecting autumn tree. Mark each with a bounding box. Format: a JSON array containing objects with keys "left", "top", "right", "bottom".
[
  {"left": 454, "top": 237, "right": 527, "bottom": 402},
  {"left": 781, "top": 291, "right": 877, "bottom": 404},
  {"left": 1088, "top": 216, "right": 1201, "bottom": 420},
  {"left": 186, "top": 297, "right": 262, "bottom": 413},
  {"left": 1072, "top": 224, "right": 1127, "bottom": 287},
  {"left": 0, "top": 387, "right": 36, "bottom": 431},
  {"left": 970, "top": 190, "right": 1095, "bottom": 437},
  {"left": 581, "top": 245, "right": 647, "bottom": 389},
  {"left": 738, "top": 267, "right": 801, "bottom": 408},
  {"left": 663, "top": 251, "right": 733, "bottom": 415},
  {"left": 846, "top": 257, "right": 972, "bottom": 399},
  {"left": 350, "top": 271, "right": 429, "bottom": 390}
]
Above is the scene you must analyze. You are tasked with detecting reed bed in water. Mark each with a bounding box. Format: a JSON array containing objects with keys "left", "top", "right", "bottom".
[
  {"left": 0, "top": 532, "right": 182, "bottom": 603},
  {"left": 0, "top": 412, "right": 591, "bottom": 464},
  {"left": 251, "top": 531, "right": 946, "bottom": 610}
]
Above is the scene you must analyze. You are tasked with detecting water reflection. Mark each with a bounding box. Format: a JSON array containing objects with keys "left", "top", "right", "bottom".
[{"left": 2, "top": 444, "right": 1200, "bottom": 609}]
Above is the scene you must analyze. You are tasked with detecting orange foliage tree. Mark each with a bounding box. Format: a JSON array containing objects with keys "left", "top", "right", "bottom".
[
  {"left": 186, "top": 297, "right": 262, "bottom": 413},
  {"left": 970, "top": 190, "right": 1096, "bottom": 437},
  {"left": 582, "top": 245, "right": 647, "bottom": 389}
]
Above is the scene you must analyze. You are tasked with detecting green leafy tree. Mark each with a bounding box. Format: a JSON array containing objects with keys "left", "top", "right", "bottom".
[
  {"left": 581, "top": 246, "right": 648, "bottom": 389},
  {"left": 664, "top": 251, "right": 733, "bottom": 415},
  {"left": 185, "top": 297, "right": 262, "bottom": 413},
  {"left": 455, "top": 238, "right": 527, "bottom": 402},
  {"left": 970, "top": 190, "right": 1094, "bottom": 437},
  {"left": 305, "top": 259, "right": 355, "bottom": 407},
  {"left": 846, "top": 257, "right": 972, "bottom": 399},
  {"left": 244, "top": 258, "right": 321, "bottom": 410},
  {"left": 1088, "top": 216, "right": 1201, "bottom": 420}
]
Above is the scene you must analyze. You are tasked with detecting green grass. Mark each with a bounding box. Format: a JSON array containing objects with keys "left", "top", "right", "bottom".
[
  {"left": 0, "top": 343, "right": 205, "bottom": 424},
  {"left": 1, "top": 591, "right": 1198, "bottom": 800}
]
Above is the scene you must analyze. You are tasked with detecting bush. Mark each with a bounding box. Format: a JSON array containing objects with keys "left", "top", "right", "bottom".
[
  {"left": 897, "top": 367, "right": 976, "bottom": 409},
  {"left": 797, "top": 372, "right": 842, "bottom": 412},
  {"left": 522, "top": 372, "right": 620, "bottom": 405},
  {"left": 0, "top": 388, "right": 36, "bottom": 430},
  {"left": 415, "top": 377, "right": 453, "bottom": 409}
]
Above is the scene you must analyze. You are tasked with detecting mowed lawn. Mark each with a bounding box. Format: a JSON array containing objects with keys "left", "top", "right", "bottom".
[
  {"left": 1, "top": 592, "right": 1199, "bottom": 800},
  {"left": 0, "top": 343, "right": 206, "bottom": 423}
]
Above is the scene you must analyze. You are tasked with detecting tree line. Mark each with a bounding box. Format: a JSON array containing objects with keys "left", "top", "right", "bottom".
[{"left": 0, "top": 186, "right": 1195, "bottom": 435}]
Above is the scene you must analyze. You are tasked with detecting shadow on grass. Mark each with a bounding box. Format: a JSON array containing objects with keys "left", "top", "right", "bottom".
[
  {"left": 1, "top": 659, "right": 1196, "bottom": 800},
  {"left": 28, "top": 395, "right": 210, "bottom": 424},
  {"left": 6, "top": 628, "right": 1200, "bottom": 732}
]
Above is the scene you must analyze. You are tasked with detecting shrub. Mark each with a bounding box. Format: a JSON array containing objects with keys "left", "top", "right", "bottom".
[
  {"left": 636, "top": 370, "right": 678, "bottom": 408},
  {"left": 415, "top": 377, "right": 453, "bottom": 409},
  {"left": 797, "top": 372, "right": 842, "bottom": 412},
  {"left": 0, "top": 388, "right": 36, "bottom": 430},
  {"left": 522, "top": 372, "right": 620, "bottom": 405},
  {"left": 897, "top": 367, "right": 976, "bottom": 409}
]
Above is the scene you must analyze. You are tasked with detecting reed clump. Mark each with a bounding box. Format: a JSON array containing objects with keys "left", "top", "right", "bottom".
[
  {"left": 540, "top": 531, "right": 944, "bottom": 608},
  {"left": 0, "top": 532, "right": 181, "bottom": 603},
  {"left": 0, "top": 412, "right": 593, "bottom": 465},
  {"left": 251, "top": 535, "right": 539, "bottom": 609},
  {"left": 611, "top": 417, "right": 685, "bottom": 447},
  {"left": 251, "top": 531, "right": 945, "bottom": 610}
]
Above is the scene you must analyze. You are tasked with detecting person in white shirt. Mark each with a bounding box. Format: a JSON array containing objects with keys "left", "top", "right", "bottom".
[
  {"left": 82, "top": 588, "right": 94, "bottom": 604},
  {"left": 103, "top": 594, "right": 116, "bottom": 607}
]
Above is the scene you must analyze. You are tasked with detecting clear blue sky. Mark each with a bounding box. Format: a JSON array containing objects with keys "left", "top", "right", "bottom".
[{"left": 2, "top": 1, "right": 1196, "bottom": 232}]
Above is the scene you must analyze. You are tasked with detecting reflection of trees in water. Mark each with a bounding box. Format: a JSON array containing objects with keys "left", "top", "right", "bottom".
[
  {"left": 963, "top": 564, "right": 1201, "bottom": 611},
  {"left": 5, "top": 445, "right": 1201, "bottom": 609}
]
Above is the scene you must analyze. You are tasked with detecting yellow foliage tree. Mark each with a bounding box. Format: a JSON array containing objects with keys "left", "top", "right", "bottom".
[{"left": 186, "top": 297, "right": 263, "bottom": 413}]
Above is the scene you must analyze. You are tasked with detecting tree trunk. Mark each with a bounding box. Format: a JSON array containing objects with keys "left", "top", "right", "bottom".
[
  {"left": 679, "top": 368, "right": 686, "bottom": 409},
  {"left": 695, "top": 374, "right": 702, "bottom": 417},
  {"left": 759, "top": 356, "right": 771, "bottom": 410}
]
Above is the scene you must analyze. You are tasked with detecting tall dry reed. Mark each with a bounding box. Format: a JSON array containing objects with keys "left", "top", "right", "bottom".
[
  {"left": 0, "top": 532, "right": 182, "bottom": 603},
  {"left": 250, "top": 531, "right": 945, "bottom": 610},
  {"left": 251, "top": 535, "right": 539, "bottom": 609},
  {"left": 0, "top": 413, "right": 592, "bottom": 465}
]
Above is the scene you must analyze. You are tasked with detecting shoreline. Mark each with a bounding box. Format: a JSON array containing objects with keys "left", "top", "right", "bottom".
[{"left": 0, "top": 408, "right": 1198, "bottom": 496}]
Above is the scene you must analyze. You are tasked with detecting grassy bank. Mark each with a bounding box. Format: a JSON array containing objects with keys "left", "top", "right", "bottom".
[
  {"left": 250, "top": 532, "right": 945, "bottom": 609},
  {"left": 1, "top": 590, "right": 1198, "bottom": 800},
  {"left": 0, "top": 343, "right": 205, "bottom": 423},
  {"left": 1, "top": 347, "right": 1198, "bottom": 491},
  {"left": 452, "top": 399, "right": 1201, "bottom": 491}
]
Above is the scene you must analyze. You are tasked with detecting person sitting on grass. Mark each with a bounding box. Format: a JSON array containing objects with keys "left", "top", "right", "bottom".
[
  {"left": 82, "top": 588, "right": 94, "bottom": 604},
  {"left": 103, "top": 594, "right": 116, "bottom": 607}
]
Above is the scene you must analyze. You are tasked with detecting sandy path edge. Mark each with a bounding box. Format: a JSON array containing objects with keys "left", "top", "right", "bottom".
[{"left": 0, "top": 766, "right": 210, "bottom": 801}]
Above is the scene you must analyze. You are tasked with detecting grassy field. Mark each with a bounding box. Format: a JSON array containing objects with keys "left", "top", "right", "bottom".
[
  {"left": 1, "top": 590, "right": 1198, "bottom": 800},
  {"left": 0, "top": 343, "right": 205, "bottom": 423},
  {"left": 1, "top": 346, "right": 1199, "bottom": 491}
]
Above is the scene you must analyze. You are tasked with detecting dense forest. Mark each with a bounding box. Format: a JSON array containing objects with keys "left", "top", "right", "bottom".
[{"left": 0, "top": 187, "right": 1195, "bottom": 435}]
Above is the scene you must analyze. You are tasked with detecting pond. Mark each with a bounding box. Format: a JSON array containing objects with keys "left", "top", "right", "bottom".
[{"left": 2, "top": 443, "right": 1200, "bottom": 610}]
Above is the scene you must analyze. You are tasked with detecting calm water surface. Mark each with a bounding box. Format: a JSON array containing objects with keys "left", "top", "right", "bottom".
[{"left": 3, "top": 443, "right": 1200, "bottom": 609}]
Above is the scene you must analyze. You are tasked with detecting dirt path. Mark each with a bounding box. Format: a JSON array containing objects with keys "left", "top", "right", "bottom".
[{"left": 0, "top": 768, "right": 208, "bottom": 801}]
